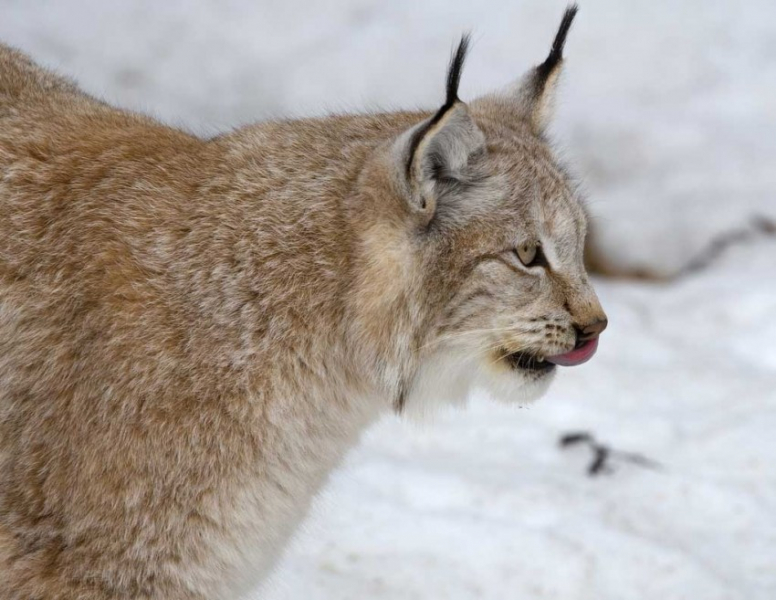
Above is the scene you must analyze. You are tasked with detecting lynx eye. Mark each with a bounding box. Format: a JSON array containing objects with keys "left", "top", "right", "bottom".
[
  {"left": 512, "top": 241, "right": 548, "bottom": 269},
  {"left": 515, "top": 242, "right": 536, "bottom": 267}
]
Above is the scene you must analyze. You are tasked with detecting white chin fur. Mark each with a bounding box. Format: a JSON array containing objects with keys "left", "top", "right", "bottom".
[{"left": 403, "top": 348, "right": 556, "bottom": 419}]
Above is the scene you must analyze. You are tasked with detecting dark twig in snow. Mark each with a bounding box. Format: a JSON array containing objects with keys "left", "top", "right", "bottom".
[
  {"left": 678, "top": 215, "right": 776, "bottom": 277},
  {"left": 559, "top": 431, "right": 662, "bottom": 477}
]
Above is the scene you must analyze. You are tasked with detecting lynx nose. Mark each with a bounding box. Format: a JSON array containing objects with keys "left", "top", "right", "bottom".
[{"left": 574, "top": 318, "right": 608, "bottom": 344}]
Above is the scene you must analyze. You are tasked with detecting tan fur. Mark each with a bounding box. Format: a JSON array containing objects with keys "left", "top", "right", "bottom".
[{"left": 0, "top": 33, "right": 605, "bottom": 600}]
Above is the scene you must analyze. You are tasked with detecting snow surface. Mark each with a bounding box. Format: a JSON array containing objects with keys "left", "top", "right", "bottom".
[{"left": 1, "top": 1, "right": 774, "bottom": 598}]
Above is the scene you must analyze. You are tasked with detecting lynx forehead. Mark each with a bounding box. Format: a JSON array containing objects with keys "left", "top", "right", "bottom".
[{"left": 0, "top": 5, "right": 605, "bottom": 599}]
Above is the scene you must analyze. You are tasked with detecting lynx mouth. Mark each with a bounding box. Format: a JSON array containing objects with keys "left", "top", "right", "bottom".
[
  {"left": 502, "top": 338, "right": 599, "bottom": 373},
  {"left": 502, "top": 351, "right": 556, "bottom": 373}
]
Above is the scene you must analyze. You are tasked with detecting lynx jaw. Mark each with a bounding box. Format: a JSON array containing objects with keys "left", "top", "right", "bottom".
[{"left": 501, "top": 350, "right": 556, "bottom": 374}]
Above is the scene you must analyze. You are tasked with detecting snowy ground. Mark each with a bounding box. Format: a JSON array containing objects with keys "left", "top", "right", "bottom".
[{"left": 1, "top": 1, "right": 774, "bottom": 598}]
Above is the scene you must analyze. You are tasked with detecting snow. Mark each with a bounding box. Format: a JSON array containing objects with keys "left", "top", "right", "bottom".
[{"left": 1, "top": 1, "right": 774, "bottom": 598}]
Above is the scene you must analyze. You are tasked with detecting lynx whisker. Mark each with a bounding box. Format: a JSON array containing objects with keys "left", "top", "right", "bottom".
[{"left": 420, "top": 325, "right": 538, "bottom": 351}]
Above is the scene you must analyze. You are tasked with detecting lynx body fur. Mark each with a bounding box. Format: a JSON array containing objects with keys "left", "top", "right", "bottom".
[{"left": 0, "top": 7, "right": 606, "bottom": 599}]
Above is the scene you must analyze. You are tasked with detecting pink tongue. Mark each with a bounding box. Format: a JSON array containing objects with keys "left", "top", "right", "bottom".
[{"left": 546, "top": 338, "right": 599, "bottom": 367}]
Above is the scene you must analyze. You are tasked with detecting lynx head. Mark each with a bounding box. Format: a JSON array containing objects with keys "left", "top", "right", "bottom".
[{"left": 353, "top": 6, "right": 607, "bottom": 414}]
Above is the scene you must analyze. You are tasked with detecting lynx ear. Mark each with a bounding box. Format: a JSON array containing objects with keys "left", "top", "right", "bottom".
[
  {"left": 513, "top": 4, "right": 578, "bottom": 132},
  {"left": 397, "top": 36, "right": 485, "bottom": 224}
]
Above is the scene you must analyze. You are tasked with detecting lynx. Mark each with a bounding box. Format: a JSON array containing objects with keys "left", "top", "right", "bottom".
[{"left": 0, "top": 6, "right": 606, "bottom": 599}]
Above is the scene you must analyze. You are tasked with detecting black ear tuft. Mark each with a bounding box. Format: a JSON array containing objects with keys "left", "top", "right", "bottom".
[
  {"left": 406, "top": 34, "right": 472, "bottom": 178},
  {"left": 536, "top": 4, "right": 578, "bottom": 81},
  {"left": 445, "top": 34, "right": 471, "bottom": 108}
]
